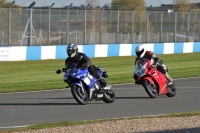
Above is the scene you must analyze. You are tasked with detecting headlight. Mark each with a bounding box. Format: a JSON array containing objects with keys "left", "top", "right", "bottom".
[
  {"left": 135, "top": 69, "right": 146, "bottom": 77},
  {"left": 141, "top": 69, "right": 146, "bottom": 75},
  {"left": 135, "top": 72, "right": 141, "bottom": 77}
]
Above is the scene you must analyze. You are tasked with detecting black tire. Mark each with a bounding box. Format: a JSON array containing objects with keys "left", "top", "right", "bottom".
[
  {"left": 166, "top": 84, "right": 176, "bottom": 97},
  {"left": 142, "top": 79, "right": 158, "bottom": 98},
  {"left": 103, "top": 89, "right": 116, "bottom": 103},
  {"left": 71, "top": 83, "right": 88, "bottom": 105}
]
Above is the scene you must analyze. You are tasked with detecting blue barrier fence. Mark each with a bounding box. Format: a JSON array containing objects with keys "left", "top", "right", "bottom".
[{"left": 0, "top": 42, "right": 200, "bottom": 61}]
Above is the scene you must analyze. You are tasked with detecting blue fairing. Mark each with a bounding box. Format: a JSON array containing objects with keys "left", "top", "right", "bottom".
[
  {"left": 98, "top": 67, "right": 103, "bottom": 76},
  {"left": 63, "top": 65, "right": 102, "bottom": 90}
]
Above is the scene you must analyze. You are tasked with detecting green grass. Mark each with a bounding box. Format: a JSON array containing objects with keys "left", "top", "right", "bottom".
[{"left": 0, "top": 53, "right": 200, "bottom": 93}]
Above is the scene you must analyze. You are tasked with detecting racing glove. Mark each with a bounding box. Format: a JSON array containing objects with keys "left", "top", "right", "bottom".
[
  {"left": 133, "top": 75, "right": 140, "bottom": 85},
  {"left": 56, "top": 69, "right": 61, "bottom": 74},
  {"left": 79, "top": 63, "right": 88, "bottom": 69},
  {"left": 151, "top": 62, "right": 159, "bottom": 68},
  {"left": 62, "top": 68, "right": 67, "bottom": 72}
]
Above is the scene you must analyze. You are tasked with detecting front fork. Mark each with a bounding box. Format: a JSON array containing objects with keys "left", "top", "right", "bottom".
[
  {"left": 76, "top": 81, "right": 94, "bottom": 100},
  {"left": 72, "top": 81, "right": 87, "bottom": 97},
  {"left": 79, "top": 81, "right": 86, "bottom": 95}
]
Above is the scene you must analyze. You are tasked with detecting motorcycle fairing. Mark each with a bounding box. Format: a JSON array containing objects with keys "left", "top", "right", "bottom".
[
  {"left": 81, "top": 73, "right": 97, "bottom": 89},
  {"left": 134, "top": 58, "right": 169, "bottom": 95},
  {"left": 64, "top": 66, "right": 99, "bottom": 90},
  {"left": 135, "top": 58, "right": 148, "bottom": 78},
  {"left": 148, "top": 68, "right": 169, "bottom": 94},
  {"left": 143, "top": 76, "right": 153, "bottom": 84}
]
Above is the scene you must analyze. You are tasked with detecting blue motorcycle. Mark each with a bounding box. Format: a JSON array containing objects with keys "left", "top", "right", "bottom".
[{"left": 57, "top": 65, "right": 116, "bottom": 105}]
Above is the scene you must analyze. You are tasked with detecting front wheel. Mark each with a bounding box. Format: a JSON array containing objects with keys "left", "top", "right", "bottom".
[
  {"left": 142, "top": 79, "right": 158, "bottom": 98},
  {"left": 71, "top": 83, "right": 88, "bottom": 105},
  {"left": 103, "top": 89, "right": 116, "bottom": 103},
  {"left": 166, "top": 84, "right": 176, "bottom": 97}
]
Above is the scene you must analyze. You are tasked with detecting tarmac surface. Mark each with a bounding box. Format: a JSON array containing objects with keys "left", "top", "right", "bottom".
[{"left": 0, "top": 77, "right": 200, "bottom": 129}]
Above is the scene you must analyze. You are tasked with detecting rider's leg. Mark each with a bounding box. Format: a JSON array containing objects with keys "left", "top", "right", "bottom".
[
  {"left": 157, "top": 64, "right": 173, "bottom": 85},
  {"left": 164, "top": 73, "right": 173, "bottom": 82},
  {"left": 161, "top": 64, "right": 173, "bottom": 81},
  {"left": 88, "top": 66, "right": 108, "bottom": 88},
  {"left": 98, "top": 78, "right": 108, "bottom": 87}
]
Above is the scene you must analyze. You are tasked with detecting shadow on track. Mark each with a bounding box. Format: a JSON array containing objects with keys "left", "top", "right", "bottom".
[
  {"left": 0, "top": 101, "right": 108, "bottom": 106},
  {"left": 0, "top": 102, "right": 79, "bottom": 106},
  {"left": 12, "top": 97, "right": 74, "bottom": 100},
  {"left": 116, "top": 96, "right": 151, "bottom": 99}
]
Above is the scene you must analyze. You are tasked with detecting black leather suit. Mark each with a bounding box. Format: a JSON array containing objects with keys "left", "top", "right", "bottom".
[{"left": 65, "top": 52, "right": 101, "bottom": 80}]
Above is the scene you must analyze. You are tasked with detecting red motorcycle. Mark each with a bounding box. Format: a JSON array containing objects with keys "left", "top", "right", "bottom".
[{"left": 134, "top": 58, "right": 176, "bottom": 98}]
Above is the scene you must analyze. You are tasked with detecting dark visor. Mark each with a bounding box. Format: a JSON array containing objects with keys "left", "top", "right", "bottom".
[
  {"left": 67, "top": 49, "right": 73, "bottom": 55},
  {"left": 136, "top": 48, "right": 144, "bottom": 57}
]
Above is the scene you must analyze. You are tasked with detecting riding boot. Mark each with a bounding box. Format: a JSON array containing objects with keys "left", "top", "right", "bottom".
[
  {"left": 164, "top": 73, "right": 173, "bottom": 85},
  {"left": 98, "top": 78, "right": 107, "bottom": 88},
  {"left": 98, "top": 78, "right": 110, "bottom": 90}
]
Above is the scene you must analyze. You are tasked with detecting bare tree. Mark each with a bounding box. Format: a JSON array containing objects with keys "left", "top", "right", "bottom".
[
  {"left": 173, "top": 0, "right": 194, "bottom": 12},
  {"left": 85, "top": 0, "right": 101, "bottom": 43},
  {"left": 0, "top": 0, "right": 21, "bottom": 45}
]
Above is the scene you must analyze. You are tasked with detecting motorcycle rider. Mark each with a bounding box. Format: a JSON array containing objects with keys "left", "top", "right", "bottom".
[
  {"left": 134, "top": 45, "right": 173, "bottom": 85},
  {"left": 56, "top": 43, "right": 110, "bottom": 90}
]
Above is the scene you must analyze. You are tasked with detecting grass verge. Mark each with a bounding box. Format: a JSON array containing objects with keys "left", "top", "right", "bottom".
[
  {"left": 1, "top": 111, "right": 200, "bottom": 133},
  {"left": 0, "top": 53, "right": 200, "bottom": 93}
]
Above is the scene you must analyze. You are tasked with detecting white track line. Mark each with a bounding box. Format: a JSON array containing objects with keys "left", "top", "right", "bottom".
[{"left": 0, "top": 125, "right": 32, "bottom": 129}]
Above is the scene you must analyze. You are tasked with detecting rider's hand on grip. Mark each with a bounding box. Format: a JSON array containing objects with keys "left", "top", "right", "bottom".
[
  {"left": 80, "top": 66, "right": 87, "bottom": 70},
  {"left": 80, "top": 63, "right": 87, "bottom": 69},
  {"left": 151, "top": 64, "right": 157, "bottom": 68},
  {"left": 133, "top": 75, "right": 140, "bottom": 85},
  {"left": 56, "top": 69, "right": 61, "bottom": 74},
  {"left": 103, "top": 71, "right": 108, "bottom": 78},
  {"left": 62, "top": 68, "right": 66, "bottom": 72}
]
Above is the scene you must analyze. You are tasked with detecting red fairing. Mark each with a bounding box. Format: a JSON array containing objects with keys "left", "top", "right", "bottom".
[
  {"left": 146, "top": 67, "right": 168, "bottom": 95},
  {"left": 134, "top": 58, "right": 169, "bottom": 95}
]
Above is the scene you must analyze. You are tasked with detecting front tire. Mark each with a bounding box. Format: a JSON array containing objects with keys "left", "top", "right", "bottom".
[
  {"left": 166, "top": 84, "right": 176, "bottom": 97},
  {"left": 142, "top": 79, "right": 158, "bottom": 98},
  {"left": 103, "top": 89, "right": 116, "bottom": 103},
  {"left": 71, "top": 84, "right": 88, "bottom": 105}
]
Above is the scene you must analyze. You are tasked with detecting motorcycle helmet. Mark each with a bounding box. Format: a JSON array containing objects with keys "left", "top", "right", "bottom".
[
  {"left": 135, "top": 45, "right": 146, "bottom": 58},
  {"left": 66, "top": 44, "right": 78, "bottom": 57}
]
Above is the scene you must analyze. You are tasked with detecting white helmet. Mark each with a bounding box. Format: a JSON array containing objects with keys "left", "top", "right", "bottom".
[{"left": 135, "top": 45, "right": 146, "bottom": 58}]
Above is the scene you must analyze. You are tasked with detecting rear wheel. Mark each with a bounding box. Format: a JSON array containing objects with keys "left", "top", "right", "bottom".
[
  {"left": 71, "top": 83, "right": 88, "bottom": 105},
  {"left": 166, "top": 84, "right": 176, "bottom": 97},
  {"left": 103, "top": 89, "right": 116, "bottom": 103},
  {"left": 142, "top": 79, "right": 158, "bottom": 98}
]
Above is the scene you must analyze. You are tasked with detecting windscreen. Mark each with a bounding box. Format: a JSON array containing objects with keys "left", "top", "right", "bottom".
[
  {"left": 134, "top": 58, "right": 148, "bottom": 77},
  {"left": 135, "top": 58, "right": 148, "bottom": 69}
]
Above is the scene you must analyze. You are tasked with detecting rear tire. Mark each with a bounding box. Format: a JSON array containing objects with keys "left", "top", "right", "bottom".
[
  {"left": 142, "top": 79, "right": 158, "bottom": 98},
  {"left": 166, "top": 84, "right": 176, "bottom": 97},
  {"left": 103, "top": 89, "right": 116, "bottom": 103},
  {"left": 71, "top": 84, "right": 88, "bottom": 105}
]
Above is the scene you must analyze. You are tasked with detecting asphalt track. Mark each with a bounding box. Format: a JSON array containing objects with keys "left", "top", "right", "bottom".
[{"left": 0, "top": 77, "right": 200, "bottom": 129}]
